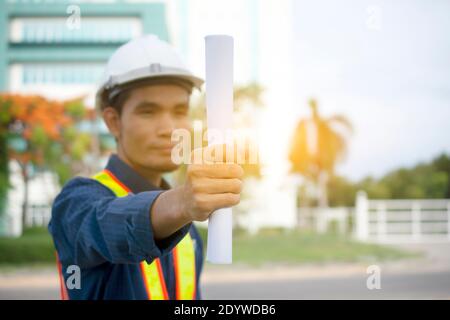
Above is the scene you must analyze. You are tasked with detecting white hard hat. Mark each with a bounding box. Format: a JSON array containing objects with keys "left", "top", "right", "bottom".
[{"left": 96, "top": 34, "right": 203, "bottom": 110}]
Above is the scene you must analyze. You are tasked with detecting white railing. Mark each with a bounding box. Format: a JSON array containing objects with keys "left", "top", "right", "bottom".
[
  {"left": 354, "top": 191, "right": 450, "bottom": 243},
  {"left": 26, "top": 204, "right": 52, "bottom": 228},
  {"left": 296, "top": 207, "right": 354, "bottom": 234}
]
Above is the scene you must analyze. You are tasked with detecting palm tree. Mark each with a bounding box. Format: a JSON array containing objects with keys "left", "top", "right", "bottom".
[{"left": 289, "top": 98, "right": 352, "bottom": 208}]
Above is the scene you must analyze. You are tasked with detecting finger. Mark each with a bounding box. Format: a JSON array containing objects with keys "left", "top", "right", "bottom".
[
  {"left": 190, "top": 163, "right": 244, "bottom": 179},
  {"left": 193, "top": 178, "right": 242, "bottom": 194},
  {"left": 197, "top": 193, "right": 241, "bottom": 213}
]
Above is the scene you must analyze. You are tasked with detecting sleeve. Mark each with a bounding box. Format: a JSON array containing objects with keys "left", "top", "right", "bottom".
[{"left": 48, "top": 177, "right": 191, "bottom": 269}]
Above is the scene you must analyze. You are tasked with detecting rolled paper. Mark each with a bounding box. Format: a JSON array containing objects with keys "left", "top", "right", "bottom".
[{"left": 205, "top": 35, "right": 234, "bottom": 264}]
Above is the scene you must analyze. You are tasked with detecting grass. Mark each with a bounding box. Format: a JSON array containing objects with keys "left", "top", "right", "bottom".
[
  {"left": 0, "top": 226, "right": 416, "bottom": 267},
  {"left": 0, "top": 227, "right": 55, "bottom": 266},
  {"left": 197, "top": 227, "right": 416, "bottom": 266}
]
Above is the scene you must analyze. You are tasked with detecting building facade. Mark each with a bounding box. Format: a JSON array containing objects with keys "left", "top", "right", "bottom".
[
  {"left": 0, "top": 0, "right": 171, "bottom": 236},
  {"left": 0, "top": 0, "right": 169, "bottom": 102},
  {"left": 1, "top": 0, "right": 299, "bottom": 235}
]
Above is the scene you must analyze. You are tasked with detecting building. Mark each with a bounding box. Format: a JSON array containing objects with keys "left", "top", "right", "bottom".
[
  {"left": 0, "top": 0, "right": 170, "bottom": 101},
  {"left": 1, "top": 0, "right": 299, "bottom": 235},
  {"left": 0, "top": 0, "right": 171, "bottom": 236}
]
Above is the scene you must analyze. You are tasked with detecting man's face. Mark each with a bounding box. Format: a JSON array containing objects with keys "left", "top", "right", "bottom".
[{"left": 111, "top": 84, "right": 191, "bottom": 172}]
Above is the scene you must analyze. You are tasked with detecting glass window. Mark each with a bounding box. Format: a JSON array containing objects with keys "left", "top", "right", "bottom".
[
  {"left": 22, "top": 64, "right": 104, "bottom": 85},
  {"left": 10, "top": 17, "right": 142, "bottom": 43}
]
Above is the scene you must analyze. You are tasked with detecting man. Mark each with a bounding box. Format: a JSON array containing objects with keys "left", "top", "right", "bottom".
[{"left": 48, "top": 35, "right": 243, "bottom": 300}]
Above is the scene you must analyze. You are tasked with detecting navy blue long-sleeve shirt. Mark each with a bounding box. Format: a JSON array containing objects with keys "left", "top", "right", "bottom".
[{"left": 48, "top": 154, "right": 204, "bottom": 300}]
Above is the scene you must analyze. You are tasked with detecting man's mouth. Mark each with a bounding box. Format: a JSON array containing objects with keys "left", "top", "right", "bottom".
[{"left": 153, "top": 145, "right": 175, "bottom": 154}]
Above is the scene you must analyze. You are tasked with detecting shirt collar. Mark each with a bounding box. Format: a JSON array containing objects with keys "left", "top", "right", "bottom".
[{"left": 105, "top": 154, "right": 171, "bottom": 194}]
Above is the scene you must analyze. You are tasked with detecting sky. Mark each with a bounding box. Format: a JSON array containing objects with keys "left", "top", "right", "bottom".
[
  {"left": 292, "top": 0, "right": 450, "bottom": 181},
  {"left": 5, "top": 0, "right": 449, "bottom": 183}
]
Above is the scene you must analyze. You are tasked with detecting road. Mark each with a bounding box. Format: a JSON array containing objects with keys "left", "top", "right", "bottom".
[
  {"left": 202, "top": 270, "right": 450, "bottom": 300},
  {"left": 1, "top": 243, "right": 449, "bottom": 300},
  {"left": 1, "top": 269, "right": 449, "bottom": 300}
]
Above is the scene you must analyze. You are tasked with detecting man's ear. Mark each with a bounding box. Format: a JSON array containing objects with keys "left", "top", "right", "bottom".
[{"left": 102, "top": 107, "right": 121, "bottom": 140}]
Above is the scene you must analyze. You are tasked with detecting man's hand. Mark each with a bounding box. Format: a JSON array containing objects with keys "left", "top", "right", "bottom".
[
  {"left": 181, "top": 161, "right": 243, "bottom": 222},
  {"left": 150, "top": 145, "right": 244, "bottom": 239}
]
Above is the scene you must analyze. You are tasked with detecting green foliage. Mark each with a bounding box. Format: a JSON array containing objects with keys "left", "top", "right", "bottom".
[
  {"left": 327, "top": 153, "right": 450, "bottom": 206},
  {"left": 53, "top": 162, "right": 72, "bottom": 186},
  {"left": 327, "top": 175, "right": 357, "bottom": 207},
  {"left": 71, "top": 132, "right": 91, "bottom": 161},
  {"left": 0, "top": 133, "right": 8, "bottom": 216},
  {"left": 0, "top": 94, "right": 99, "bottom": 222},
  {"left": 30, "top": 125, "right": 49, "bottom": 146},
  {"left": 0, "top": 227, "right": 55, "bottom": 265},
  {"left": 0, "top": 107, "right": 10, "bottom": 216},
  {"left": 432, "top": 154, "right": 450, "bottom": 197},
  {"left": 65, "top": 99, "right": 86, "bottom": 120}
]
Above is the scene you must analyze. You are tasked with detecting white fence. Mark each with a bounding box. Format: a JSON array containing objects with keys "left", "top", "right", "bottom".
[
  {"left": 0, "top": 203, "right": 51, "bottom": 237},
  {"left": 1, "top": 161, "right": 58, "bottom": 237},
  {"left": 355, "top": 191, "right": 450, "bottom": 243},
  {"left": 296, "top": 206, "right": 354, "bottom": 235},
  {"left": 26, "top": 204, "right": 52, "bottom": 227}
]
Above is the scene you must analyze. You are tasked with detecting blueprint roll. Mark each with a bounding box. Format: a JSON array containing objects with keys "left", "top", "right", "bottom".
[{"left": 205, "top": 35, "right": 234, "bottom": 264}]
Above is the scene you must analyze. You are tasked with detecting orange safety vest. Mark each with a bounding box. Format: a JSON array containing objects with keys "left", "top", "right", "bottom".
[{"left": 56, "top": 169, "right": 197, "bottom": 300}]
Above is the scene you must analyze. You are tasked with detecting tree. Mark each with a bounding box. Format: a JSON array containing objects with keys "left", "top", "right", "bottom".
[
  {"left": 376, "top": 158, "right": 448, "bottom": 199},
  {"left": 431, "top": 153, "right": 450, "bottom": 198},
  {"left": 289, "top": 98, "right": 353, "bottom": 207},
  {"left": 0, "top": 94, "right": 94, "bottom": 227},
  {"left": 325, "top": 153, "right": 450, "bottom": 206},
  {"left": 0, "top": 120, "right": 8, "bottom": 216}
]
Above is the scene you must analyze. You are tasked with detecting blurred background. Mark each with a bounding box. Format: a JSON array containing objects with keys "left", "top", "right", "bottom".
[{"left": 0, "top": 0, "right": 449, "bottom": 299}]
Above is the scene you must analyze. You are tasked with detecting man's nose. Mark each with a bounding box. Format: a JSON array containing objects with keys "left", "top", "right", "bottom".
[{"left": 155, "top": 113, "right": 175, "bottom": 137}]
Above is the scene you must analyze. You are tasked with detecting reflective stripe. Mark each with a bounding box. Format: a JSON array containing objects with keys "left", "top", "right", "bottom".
[
  {"left": 92, "top": 169, "right": 196, "bottom": 300},
  {"left": 55, "top": 252, "right": 69, "bottom": 300},
  {"left": 92, "top": 169, "right": 130, "bottom": 197},
  {"left": 140, "top": 258, "right": 169, "bottom": 300},
  {"left": 173, "top": 234, "right": 196, "bottom": 300}
]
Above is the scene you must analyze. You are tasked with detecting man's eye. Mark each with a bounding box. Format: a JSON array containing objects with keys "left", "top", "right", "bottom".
[{"left": 175, "top": 110, "right": 188, "bottom": 116}]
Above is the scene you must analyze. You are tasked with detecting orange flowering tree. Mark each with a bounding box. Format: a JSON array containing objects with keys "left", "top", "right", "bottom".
[{"left": 0, "top": 94, "right": 95, "bottom": 225}]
